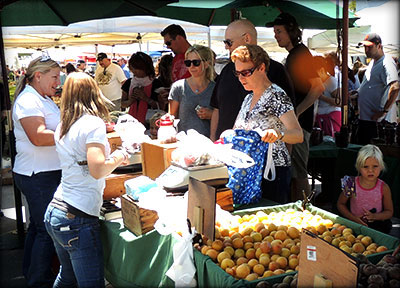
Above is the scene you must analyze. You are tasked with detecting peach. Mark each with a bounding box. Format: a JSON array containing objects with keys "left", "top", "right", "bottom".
[
  {"left": 253, "top": 263, "right": 265, "bottom": 276},
  {"left": 289, "top": 258, "right": 299, "bottom": 270},
  {"left": 221, "top": 258, "right": 235, "bottom": 270},
  {"left": 361, "top": 236, "right": 372, "bottom": 247},
  {"left": 236, "top": 263, "right": 251, "bottom": 279},
  {"left": 260, "top": 228, "right": 270, "bottom": 238},
  {"left": 254, "top": 222, "right": 265, "bottom": 232},
  {"left": 274, "top": 230, "right": 288, "bottom": 241},
  {"left": 206, "top": 248, "right": 218, "bottom": 261},
  {"left": 251, "top": 232, "right": 263, "bottom": 242},
  {"left": 240, "top": 227, "right": 253, "bottom": 237},
  {"left": 253, "top": 242, "right": 261, "bottom": 250},
  {"left": 283, "top": 239, "right": 295, "bottom": 248},
  {"left": 376, "top": 246, "right": 388, "bottom": 253},
  {"left": 265, "top": 236, "right": 274, "bottom": 243},
  {"left": 276, "top": 256, "right": 288, "bottom": 269},
  {"left": 352, "top": 242, "right": 365, "bottom": 253},
  {"left": 231, "top": 232, "right": 242, "bottom": 240},
  {"left": 217, "top": 251, "right": 231, "bottom": 264},
  {"left": 260, "top": 241, "right": 272, "bottom": 253},
  {"left": 245, "top": 248, "right": 256, "bottom": 260},
  {"left": 259, "top": 254, "right": 271, "bottom": 267},
  {"left": 263, "top": 270, "right": 274, "bottom": 278},
  {"left": 280, "top": 248, "right": 291, "bottom": 258},
  {"left": 268, "top": 261, "right": 279, "bottom": 271},
  {"left": 255, "top": 248, "right": 263, "bottom": 259},
  {"left": 234, "top": 248, "right": 245, "bottom": 259},
  {"left": 236, "top": 256, "right": 248, "bottom": 266},
  {"left": 268, "top": 223, "right": 277, "bottom": 231},
  {"left": 247, "top": 258, "right": 259, "bottom": 269},
  {"left": 243, "top": 242, "right": 254, "bottom": 251},
  {"left": 243, "top": 235, "right": 253, "bottom": 243},
  {"left": 232, "top": 238, "right": 244, "bottom": 249},
  {"left": 273, "top": 268, "right": 285, "bottom": 275},
  {"left": 201, "top": 245, "right": 210, "bottom": 255},
  {"left": 224, "top": 246, "right": 235, "bottom": 257},
  {"left": 271, "top": 254, "right": 280, "bottom": 262},
  {"left": 316, "top": 224, "right": 327, "bottom": 235},
  {"left": 289, "top": 254, "right": 298, "bottom": 260},
  {"left": 287, "top": 227, "right": 300, "bottom": 239},
  {"left": 366, "top": 243, "right": 377, "bottom": 251},
  {"left": 212, "top": 240, "right": 224, "bottom": 251},
  {"left": 220, "top": 228, "right": 230, "bottom": 237},
  {"left": 277, "top": 225, "right": 288, "bottom": 232},
  {"left": 225, "top": 267, "right": 235, "bottom": 276},
  {"left": 245, "top": 273, "right": 258, "bottom": 281}
]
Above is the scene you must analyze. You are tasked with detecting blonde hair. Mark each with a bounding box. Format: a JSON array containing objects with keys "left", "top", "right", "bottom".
[
  {"left": 231, "top": 44, "right": 270, "bottom": 72},
  {"left": 59, "top": 72, "right": 111, "bottom": 139},
  {"left": 14, "top": 56, "right": 60, "bottom": 102},
  {"left": 355, "top": 144, "right": 386, "bottom": 172},
  {"left": 185, "top": 45, "right": 216, "bottom": 81}
]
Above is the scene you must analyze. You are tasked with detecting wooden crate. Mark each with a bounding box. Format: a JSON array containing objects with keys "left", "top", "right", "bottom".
[
  {"left": 104, "top": 172, "right": 142, "bottom": 200},
  {"left": 121, "top": 194, "right": 159, "bottom": 236},
  {"left": 107, "top": 131, "right": 122, "bottom": 153},
  {"left": 141, "top": 141, "right": 178, "bottom": 180}
]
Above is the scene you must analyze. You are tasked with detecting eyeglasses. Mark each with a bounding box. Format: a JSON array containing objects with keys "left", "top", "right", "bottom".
[
  {"left": 164, "top": 38, "right": 175, "bottom": 47},
  {"left": 233, "top": 65, "right": 259, "bottom": 77},
  {"left": 223, "top": 33, "right": 247, "bottom": 47},
  {"left": 184, "top": 59, "right": 202, "bottom": 67}
]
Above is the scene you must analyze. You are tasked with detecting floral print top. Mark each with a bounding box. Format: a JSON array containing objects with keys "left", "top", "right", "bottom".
[{"left": 233, "top": 83, "right": 294, "bottom": 167}]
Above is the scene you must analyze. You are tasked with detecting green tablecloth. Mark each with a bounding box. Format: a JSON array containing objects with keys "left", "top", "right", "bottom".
[{"left": 100, "top": 220, "right": 177, "bottom": 288}]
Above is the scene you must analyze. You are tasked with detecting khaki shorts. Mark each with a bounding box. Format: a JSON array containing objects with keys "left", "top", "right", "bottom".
[{"left": 291, "top": 129, "right": 311, "bottom": 179}]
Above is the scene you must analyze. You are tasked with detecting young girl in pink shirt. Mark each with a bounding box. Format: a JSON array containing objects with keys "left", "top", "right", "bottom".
[{"left": 337, "top": 144, "right": 393, "bottom": 233}]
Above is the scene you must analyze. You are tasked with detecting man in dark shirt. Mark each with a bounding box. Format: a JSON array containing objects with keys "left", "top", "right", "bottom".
[
  {"left": 210, "top": 19, "right": 294, "bottom": 141},
  {"left": 267, "top": 13, "right": 324, "bottom": 201}
]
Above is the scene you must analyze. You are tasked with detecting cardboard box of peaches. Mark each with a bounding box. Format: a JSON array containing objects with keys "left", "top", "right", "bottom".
[{"left": 192, "top": 201, "right": 399, "bottom": 287}]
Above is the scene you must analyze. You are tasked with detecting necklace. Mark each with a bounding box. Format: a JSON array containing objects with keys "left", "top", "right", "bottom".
[{"left": 195, "top": 89, "right": 200, "bottom": 93}]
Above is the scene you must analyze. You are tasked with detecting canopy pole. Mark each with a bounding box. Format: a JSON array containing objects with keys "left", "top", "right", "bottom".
[
  {"left": 341, "top": 0, "right": 349, "bottom": 127},
  {"left": 0, "top": 18, "right": 25, "bottom": 246}
]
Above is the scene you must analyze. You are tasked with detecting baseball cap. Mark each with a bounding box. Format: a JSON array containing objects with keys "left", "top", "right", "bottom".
[
  {"left": 265, "top": 12, "right": 298, "bottom": 27},
  {"left": 97, "top": 53, "right": 108, "bottom": 61},
  {"left": 77, "top": 59, "right": 85, "bottom": 64},
  {"left": 357, "top": 33, "right": 382, "bottom": 47}
]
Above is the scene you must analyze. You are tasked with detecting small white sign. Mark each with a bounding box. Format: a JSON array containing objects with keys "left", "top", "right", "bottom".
[{"left": 307, "top": 245, "right": 317, "bottom": 261}]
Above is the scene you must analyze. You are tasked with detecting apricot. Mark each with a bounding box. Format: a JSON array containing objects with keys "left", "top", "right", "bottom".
[
  {"left": 265, "top": 236, "right": 274, "bottom": 243},
  {"left": 220, "top": 228, "right": 230, "bottom": 237},
  {"left": 283, "top": 238, "right": 295, "bottom": 248},
  {"left": 253, "top": 263, "right": 265, "bottom": 276},
  {"left": 236, "top": 263, "right": 251, "bottom": 279},
  {"left": 236, "top": 256, "right": 248, "bottom": 266},
  {"left": 271, "top": 254, "right": 280, "bottom": 262},
  {"left": 217, "top": 251, "right": 231, "bottom": 264},
  {"left": 234, "top": 248, "right": 245, "bottom": 259},
  {"left": 206, "top": 248, "right": 218, "bottom": 261},
  {"left": 277, "top": 225, "right": 288, "bottom": 232},
  {"left": 268, "top": 223, "right": 277, "bottom": 231},
  {"left": 316, "top": 224, "right": 327, "bottom": 235},
  {"left": 376, "top": 246, "right": 388, "bottom": 253},
  {"left": 251, "top": 232, "right": 263, "bottom": 242},
  {"left": 243, "top": 235, "right": 253, "bottom": 243},
  {"left": 366, "top": 243, "right": 377, "bottom": 251},
  {"left": 245, "top": 248, "right": 256, "bottom": 260},
  {"left": 247, "top": 258, "right": 259, "bottom": 269},
  {"left": 245, "top": 273, "right": 258, "bottom": 281},
  {"left": 260, "top": 228, "right": 270, "bottom": 238},
  {"left": 225, "top": 267, "right": 235, "bottom": 276},
  {"left": 212, "top": 240, "right": 224, "bottom": 251},
  {"left": 288, "top": 254, "right": 298, "bottom": 260},
  {"left": 280, "top": 248, "right": 291, "bottom": 258},
  {"left": 352, "top": 242, "right": 365, "bottom": 253},
  {"left": 232, "top": 238, "right": 244, "bottom": 249},
  {"left": 271, "top": 242, "right": 283, "bottom": 255},
  {"left": 287, "top": 227, "right": 300, "bottom": 239},
  {"left": 231, "top": 232, "right": 242, "bottom": 240},
  {"left": 201, "top": 245, "right": 210, "bottom": 255},
  {"left": 274, "top": 230, "right": 288, "bottom": 241},
  {"left": 363, "top": 250, "right": 374, "bottom": 256},
  {"left": 259, "top": 254, "right": 271, "bottom": 267},
  {"left": 240, "top": 227, "right": 253, "bottom": 237},
  {"left": 263, "top": 270, "right": 274, "bottom": 278},
  {"left": 276, "top": 256, "right": 288, "bottom": 269},
  {"left": 268, "top": 261, "right": 279, "bottom": 271},
  {"left": 221, "top": 258, "right": 235, "bottom": 270},
  {"left": 260, "top": 241, "right": 272, "bottom": 253},
  {"left": 345, "top": 234, "right": 356, "bottom": 244},
  {"left": 243, "top": 242, "right": 254, "bottom": 251},
  {"left": 323, "top": 236, "right": 333, "bottom": 243},
  {"left": 255, "top": 248, "right": 263, "bottom": 259},
  {"left": 254, "top": 222, "right": 265, "bottom": 233},
  {"left": 361, "top": 236, "right": 372, "bottom": 247},
  {"left": 224, "top": 246, "right": 235, "bottom": 257},
  {"left": 342, "top": 228, "right": 353, "bottom": 235},
  {"left": 253, "top": 242, "right": 261, "bottom": 250},
  {"left": 331, "top": 238, "right": 341, "bottom": 247},
  {"left": 273, "top": 269, "right": 285, "bottom": 275}
]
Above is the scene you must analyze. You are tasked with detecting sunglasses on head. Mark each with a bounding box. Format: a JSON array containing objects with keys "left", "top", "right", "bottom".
[
  {"left": 184, "top": 59, "right": 202, "bottom": 67},
  {"left": 233, "top": 65, "right": 259, "bottom": 77},
  {"left": 40, "top": 51, "right": 51, "bottom": 62}
]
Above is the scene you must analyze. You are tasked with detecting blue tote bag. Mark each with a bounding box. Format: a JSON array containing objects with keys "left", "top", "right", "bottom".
[{"left": 223, "top": 129, "right": 270, "bottom": 205}]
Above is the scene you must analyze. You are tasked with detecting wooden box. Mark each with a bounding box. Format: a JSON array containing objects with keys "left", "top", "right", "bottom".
[
  {"left": 141, "top": 140, "right": 178, "bottom": 180},
  {"left": 120, "top": 194, "right": 159, "bottom": 236},
  {"left": 107, "top": 131, "right": 122, "bottom": 153},
  {"left": 103, "top": 172, "right": 142, "bottom": 200}
]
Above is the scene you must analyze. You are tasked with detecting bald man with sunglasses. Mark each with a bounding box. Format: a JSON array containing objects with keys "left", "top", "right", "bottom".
[{"left": 210, "top": 19, "right": 294, "bottom": 142}]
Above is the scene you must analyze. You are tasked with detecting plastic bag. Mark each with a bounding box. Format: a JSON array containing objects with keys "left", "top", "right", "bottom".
[
  {"left": 166, "top": 229, "right": 197, "bottom": 287},
  {"left": 114, "top": 114, "right": 150, "bottom": 153}
]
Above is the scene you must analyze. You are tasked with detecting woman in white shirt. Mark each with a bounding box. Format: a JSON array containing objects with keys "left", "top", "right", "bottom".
[
  {"left": 44, "top": 72, "right": 129, "bottom": 287},
  {"left": 12, "top": 56, "right": 62, "bottom": 287}
]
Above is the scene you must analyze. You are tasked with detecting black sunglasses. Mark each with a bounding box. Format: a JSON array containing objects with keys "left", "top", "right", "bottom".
[
  {"left": 233, "top": 66, "right": 259, "bottom": 77},
  {"left": 164, "top": 38, "right": 175, "bottom": 46},
  {"left": 184, "top": 59, "right": 202, "bottom": 67},
  {"left": 40, "top": 51, "right": 51, "bottom": 62},
  {"left": 223, "top": 33, "right": 247, "bottom": 47}
]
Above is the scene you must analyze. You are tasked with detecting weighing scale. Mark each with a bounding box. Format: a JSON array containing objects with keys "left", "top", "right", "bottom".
[{"left": 156, "top": 163, "right": 229, "bottom": 190}]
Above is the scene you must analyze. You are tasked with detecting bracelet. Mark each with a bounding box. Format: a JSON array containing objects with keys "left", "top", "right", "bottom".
[{"left": 383, "top": 109, "right": 388, "bottom": 113}]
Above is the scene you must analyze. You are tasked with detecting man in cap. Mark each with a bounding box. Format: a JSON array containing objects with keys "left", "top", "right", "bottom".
[
  {"left": 356, "top": 33, "right": 399, "bottom": 144},
  {"left": 161, "top": 24, "right": 191, "bottom": 83},
  {"left": 267, "top": 12, "right": 324, "bottom": 201},
  {"left": 95, "top": 52, "right": 127, "bottom": 111},
  {"left": 76, "top": 59, "right": 87, "bottom": 73}
]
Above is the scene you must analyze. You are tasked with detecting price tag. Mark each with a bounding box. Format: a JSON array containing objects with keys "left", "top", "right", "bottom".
[{"left": 307, "top": 245, "right": 317, "bottom": 261}]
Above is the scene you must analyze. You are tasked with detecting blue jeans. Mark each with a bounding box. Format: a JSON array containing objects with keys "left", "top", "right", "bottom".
[
  {"left": 44, "top": 206, "right": 105, "bottom": 288},
  {"left": 13, "top": 170, "right": 61, "bottom": 288}
]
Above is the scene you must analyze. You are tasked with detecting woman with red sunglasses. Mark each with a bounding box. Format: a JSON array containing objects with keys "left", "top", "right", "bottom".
[
  {"left": 168, "top": 44, "right": 216, "bottom": 137},
  {"left": 231, "top": 44, "right": 303, "bottom": 204}
]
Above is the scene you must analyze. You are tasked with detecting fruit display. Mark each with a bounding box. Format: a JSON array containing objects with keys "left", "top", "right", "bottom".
[
  {"left": 194, "top": 208, "right": 390, "bottom": 282},
  {"left": 357, "top": 252, "right": 400, "bottom": 288}
]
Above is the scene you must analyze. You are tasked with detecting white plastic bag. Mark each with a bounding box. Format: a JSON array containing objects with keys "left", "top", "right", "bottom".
[
  {"left": 166, "top": 229, "right": 197, "bottom": 287},
  {"left": 114, "top": 114, "right": 150, "bottom": 153}
]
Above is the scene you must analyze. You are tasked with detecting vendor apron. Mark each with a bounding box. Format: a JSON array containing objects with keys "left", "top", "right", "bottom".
[{"left": 224, "top": 129, "right": 270, "bottom": 205}]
